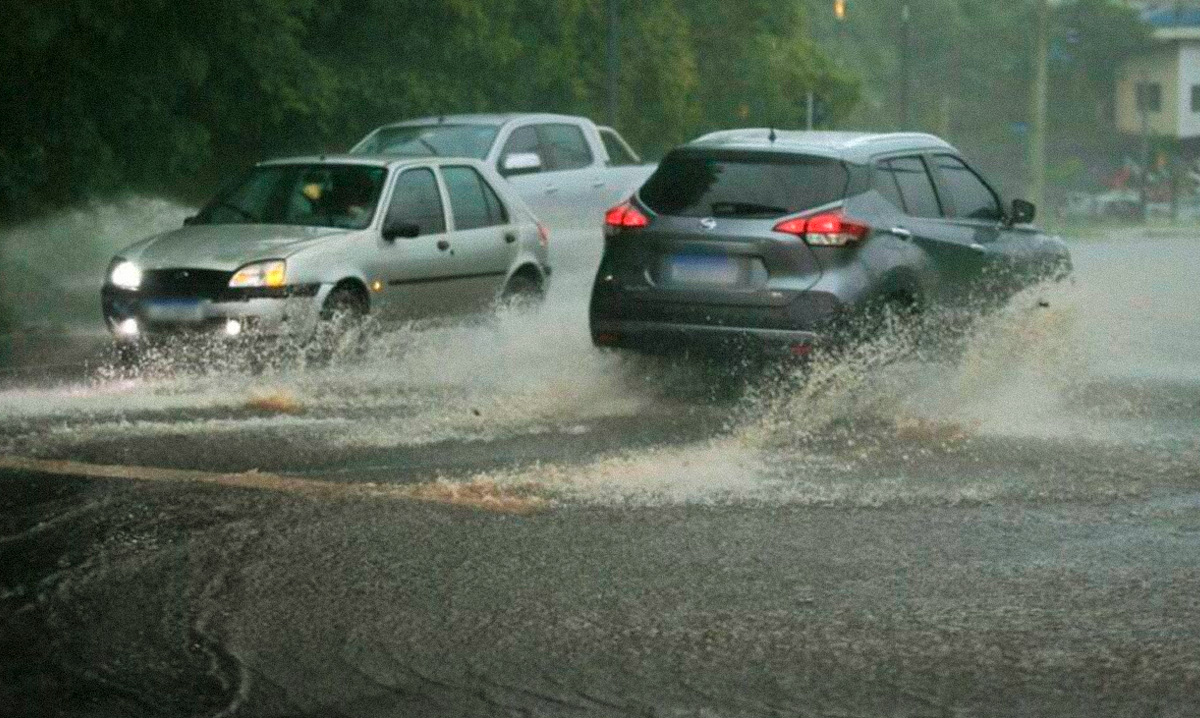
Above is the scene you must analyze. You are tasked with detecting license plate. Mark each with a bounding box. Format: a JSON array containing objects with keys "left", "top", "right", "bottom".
[
  {"left": 667, "top": 254, "right": 740, "bottom": 285},
  {"left": 145, "top": 298, "right": 205, "bottom": 322}
]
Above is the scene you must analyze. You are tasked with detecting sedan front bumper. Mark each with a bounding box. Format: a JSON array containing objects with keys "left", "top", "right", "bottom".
[{"left": 101, "top": 284, "right": 326, "bottom": 341}]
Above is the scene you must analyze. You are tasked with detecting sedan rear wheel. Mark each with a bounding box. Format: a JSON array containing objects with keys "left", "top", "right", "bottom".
[{"left": 499, "top": 273, "right": 545, "bottom": 312}]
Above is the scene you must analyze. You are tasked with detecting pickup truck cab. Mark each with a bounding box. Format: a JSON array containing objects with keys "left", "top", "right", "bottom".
[{"left": 351, "top": 114, "right": 655, "bottom": 239}]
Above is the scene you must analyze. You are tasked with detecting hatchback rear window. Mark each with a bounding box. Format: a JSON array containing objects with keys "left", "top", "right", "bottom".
[{"left": 638, "top": 151, "right": 847, "bottom": 219}]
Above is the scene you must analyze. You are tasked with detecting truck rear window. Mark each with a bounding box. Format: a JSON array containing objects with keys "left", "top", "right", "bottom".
[{"left": 639, "top": 151, "right": 847, "bottom": 219}]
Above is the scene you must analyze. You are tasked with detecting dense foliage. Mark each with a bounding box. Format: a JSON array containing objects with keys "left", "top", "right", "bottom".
[{"left": 0, "top": 0, "right": 857, "bottom": 221}]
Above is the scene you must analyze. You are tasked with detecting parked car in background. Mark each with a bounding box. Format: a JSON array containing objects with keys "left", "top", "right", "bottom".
[
  {"left": 351, "top": 114, "right": 656, "bottom": 236},
  {"left": 590, "top": 130, "right": 1071, "bottom": 357},
  {"left": 1060, "top": 189, "right": 1143, "bottom": 221},
  {"left": 102, "top": 156, "right": 549, "bottom": 359}
]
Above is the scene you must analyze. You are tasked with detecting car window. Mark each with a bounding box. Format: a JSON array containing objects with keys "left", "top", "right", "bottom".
[
  {"left": 599, "top": 128, "right": 638, "bottom": 166},
  {"left": 639, "top": 150, "right": 847, "bottom": 218},
  {"left": 478, "top": 173, "right": 509, "bottom": 224},
  {"left": 199, "top": 164, "right": 387, "bottom": 230},
  {"left": 443, "top": 166, "right": 506, "bottom": 230},
  {"left": 351, "top": 124, "right": 498, "bottom": 159},
  {"left": 931, "top": 154, "right": 1003, "bottom": 221},
  {"left": 536, "top": 123, "right": 593, "bottom": 171},
  {"left": 498, "top": 126, "right": 543, "bottom": 177},
  {"left": 873, "top": 163, "right": 906, "bottom": 211},
  {"left": 886, "top": 156, "right": 943, "bottom": 219},
  {"left": 385, "top": 168, "right": 445, "bottom": 236}
]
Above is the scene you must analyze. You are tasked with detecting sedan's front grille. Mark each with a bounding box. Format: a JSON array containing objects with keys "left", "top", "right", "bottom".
[{"left": 140, "top": 269, "right": 234, "bottom": 299}]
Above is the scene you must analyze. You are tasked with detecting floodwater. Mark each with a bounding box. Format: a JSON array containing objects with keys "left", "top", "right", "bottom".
[
  {"left": 0, "top": 213, "right": 1196, "bottom": 511},
  {"left": 2, "top": 204, "right": 1200, "bottom": 716}
]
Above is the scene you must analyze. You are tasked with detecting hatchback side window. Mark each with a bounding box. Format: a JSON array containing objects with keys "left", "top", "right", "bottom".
[
  {"left": 444, "top": 166, "right": 506, "bottom": 230},
  {"left": 873, "top": 163, "right": 906, "bottom": 211},
  {"left": 536, "top": 123, "right": 593, "bottom": 171},
  {"left": 931, "top": 154, "right": 1003, "bottom": 221},
  {"left": 887, "top": 157, "right": 943, "bottom": 219},
  {"left": 385, "top": 168, "right": 445, "bottom": 236},
  {"left": 498, "top": 126, "right": 543, "bottom": 177}
]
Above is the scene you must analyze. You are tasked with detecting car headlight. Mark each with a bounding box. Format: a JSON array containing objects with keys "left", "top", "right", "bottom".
[
  {"left": 229, "top": 260, "right": 286, "bottom": 288},
  {"left": 109, "top": 260, "right": 142, "bottom": 290}
]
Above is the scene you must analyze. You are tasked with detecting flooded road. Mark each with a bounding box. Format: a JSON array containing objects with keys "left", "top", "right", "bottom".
[{"left": 3, "top": 230, "right": 1200, "bottom": 716}]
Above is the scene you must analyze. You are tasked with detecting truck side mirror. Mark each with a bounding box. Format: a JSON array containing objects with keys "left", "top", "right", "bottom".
[
  {"left": 501, "top": 152, "right": 543, "bottom": 176},
  {"left": 1009, "top": 199, "right": 1036, "bottom": 225}
]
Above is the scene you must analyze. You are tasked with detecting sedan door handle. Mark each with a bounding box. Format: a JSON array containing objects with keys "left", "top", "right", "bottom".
[
  {"left": 970, "top": 243, "right": 987, "bottom": 253},
  {"left": 436, "top": 239, "right": 450, "bottom": 251},
  {"left": 545, "top": 186, "right": 560, "bottom": 196},
  {"left": 888, "top": 227, "right": 913, "bottom": 240},
  {"left": 592, "top": 181, "right": 606, "bottom": 189}
]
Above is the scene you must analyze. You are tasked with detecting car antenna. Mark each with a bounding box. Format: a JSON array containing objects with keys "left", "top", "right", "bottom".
[{"left": 768, "top": 127, "right": 777, "bottom": 143}]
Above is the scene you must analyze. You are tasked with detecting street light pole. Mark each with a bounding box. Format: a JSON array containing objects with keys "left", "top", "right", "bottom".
[
  {"left": 606, "top": 0, "right": 620, "bottom": 128},
  {"left": 899, "top": 4, "right": 911, "bottom": 129},
  {"left": 1029, "top": 0, "right": 1049, "bottom": 213}
]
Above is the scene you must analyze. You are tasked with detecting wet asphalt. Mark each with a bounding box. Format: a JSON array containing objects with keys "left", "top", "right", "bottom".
[{"left": 3, "top": 233, "right": 1200, "bottom": 717}]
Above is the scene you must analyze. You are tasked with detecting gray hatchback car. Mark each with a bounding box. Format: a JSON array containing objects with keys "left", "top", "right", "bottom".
[{"left": 589, "top": 130, "right": 1070, "bottom": 356}]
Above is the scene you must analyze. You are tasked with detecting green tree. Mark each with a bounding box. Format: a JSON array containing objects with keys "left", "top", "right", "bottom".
[{"left": 0, "top": 0, "right": 858, "bottom": 220}]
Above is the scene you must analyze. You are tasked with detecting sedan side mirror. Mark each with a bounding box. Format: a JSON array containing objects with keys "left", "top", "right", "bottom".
[
  {"left": 382, "top": 218, "right": 421, "bottom": 241},
  {"left": 1009, "top": 199, "right": 1036, "bottom": 225},
  {"left": 501, "top": 152, "right": 543, "bottom": 176}
]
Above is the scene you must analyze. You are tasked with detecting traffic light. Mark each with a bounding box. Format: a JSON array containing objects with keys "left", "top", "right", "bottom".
[{"left": 834, "top": 0, "right": 847, "bottom": 20}]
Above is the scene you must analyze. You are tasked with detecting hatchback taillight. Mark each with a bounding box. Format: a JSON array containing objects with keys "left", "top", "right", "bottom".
[
  {"left": 604, "top": 202, "right": 650, "bottom": 229},
  {"left": 773, "top": 211, "right": 869, "bottom": 247}
]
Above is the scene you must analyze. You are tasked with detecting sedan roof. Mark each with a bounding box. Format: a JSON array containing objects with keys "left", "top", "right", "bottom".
[{"left": 258, "top": 154, "right": 486, "bottom": 171}]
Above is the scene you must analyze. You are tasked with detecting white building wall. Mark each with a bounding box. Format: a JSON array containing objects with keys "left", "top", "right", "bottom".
[{"left": 1177, "top": 42, "right": 1200, "bottom": 138}]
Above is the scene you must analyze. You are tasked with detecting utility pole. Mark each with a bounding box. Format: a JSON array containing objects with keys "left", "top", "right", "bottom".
[
  {"left": 1029, "top": 0, "right": 1049, "bottom": 213},
  {"left": 899, "top": 4, "right": 911, "bottom": 130},
  {"left": 605, "top": 0, "right": 620, "bottom": 128},
  {"left": 1139, "top": 77, "right": 1151, "bottom": 221}
]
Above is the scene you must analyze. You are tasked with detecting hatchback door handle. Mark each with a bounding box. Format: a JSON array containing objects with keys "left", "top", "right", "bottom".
[
  {"left": 970, "top": 243, "right": 987, "bottom": 253},
  {"left": 545, "top": 186, "right": 559, "bottom": 195},
  {"left": 592, "top": 182, "right": 606, "bottom": 189},
  {"left": 889, "top": 227, "right": 913, "bottom": 240},
  {"left": 436, "top": 240, "right": 450, "bottom": 251},
  {"left": 504, "top": 233, "right": 517, "bottom": 244}
]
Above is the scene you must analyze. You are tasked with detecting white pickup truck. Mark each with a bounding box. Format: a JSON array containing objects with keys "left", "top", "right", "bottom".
[{"left": 350, "top": 114, "right": 655, "bottom": 236}]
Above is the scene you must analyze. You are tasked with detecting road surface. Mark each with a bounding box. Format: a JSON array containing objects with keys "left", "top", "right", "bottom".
[{"left": 3, "top": 232, "right": 1200, "bottom": 717}]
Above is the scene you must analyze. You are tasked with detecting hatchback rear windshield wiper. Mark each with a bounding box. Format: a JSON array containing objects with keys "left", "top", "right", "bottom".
[{"left": 710, "top": 201, "right": 789, "bottom": 217}]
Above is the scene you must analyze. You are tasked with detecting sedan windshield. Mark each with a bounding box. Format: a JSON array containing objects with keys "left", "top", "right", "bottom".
[
  {"left": 351, "top": 124, "right": 498, "bottom": 159},
  {"left": 194, "top": 164, "right": 388, "bottom": 230}
]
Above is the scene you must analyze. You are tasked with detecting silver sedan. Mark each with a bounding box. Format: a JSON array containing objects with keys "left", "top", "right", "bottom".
[{"left": 101, "top": 156, "right": 551, "bottom": 354}]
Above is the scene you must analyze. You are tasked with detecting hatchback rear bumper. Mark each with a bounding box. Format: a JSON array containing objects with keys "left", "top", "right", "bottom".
[{"left": 590, "top": 319, "right": 820, "bottom": 356}]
